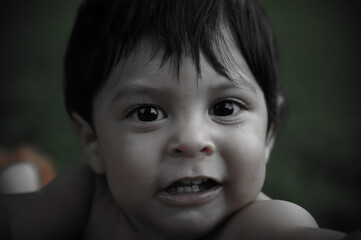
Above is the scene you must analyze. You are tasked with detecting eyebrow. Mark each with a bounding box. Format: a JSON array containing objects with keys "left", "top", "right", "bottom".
[
  {"left": 111, "top": 85, "right": 165, "bottom": 104},
  {"left": 209, "top": 76, "right": 257, "bottom": 93},
  {"left": 111, "top": 76, "right": 257, "bottom": 104}
]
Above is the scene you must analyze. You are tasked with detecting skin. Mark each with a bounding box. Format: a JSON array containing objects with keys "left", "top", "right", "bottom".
[
  {"left": 76, "top": 47, "right": 273, "bottom": 239},
  {"left": 0, "top": 164, "right": 95, "bottom": 239},
  {"left": 0, "top": 165, "right": 347, "bottom": 240},
  {"left": 73, "top": 47, "right": 347, "bottom": 239},
  {"left": 0, "top": 47, "right": 347, "bottom": 239}
]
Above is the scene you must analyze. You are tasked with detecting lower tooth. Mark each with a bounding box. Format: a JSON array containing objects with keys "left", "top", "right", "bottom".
[
  {"left": 170, "top": 185, "right": 204, "bottom": 194},
  {"left": 200, "top": 185, "right": 206, "bottom": 191},
  {"left": 184, "top": 186, "right": 192, "bottom": 193},
  {"left": 192, "top": 185, "right": 200, "bottom": 192}
]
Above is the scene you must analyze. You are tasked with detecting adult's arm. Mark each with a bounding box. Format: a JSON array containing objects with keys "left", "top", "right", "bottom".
[
  {"left": 216, "top": 199, "right": 346, "bottom": 240},
  {"left": 0, "top": 164, "right": 95, "bottom": 240}
]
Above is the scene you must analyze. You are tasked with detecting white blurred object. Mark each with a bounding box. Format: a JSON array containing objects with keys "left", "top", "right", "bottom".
[{"left": 0, "top": 161, "right": 42, "bottom": 194}]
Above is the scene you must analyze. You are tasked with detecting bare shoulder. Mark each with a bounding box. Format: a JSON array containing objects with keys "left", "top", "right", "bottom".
[
  {"left": 240, "top": 198, "right": 318, "bottom": 228},
  {"left": 216, "top": 195, "right": 346, "bottom": 240}
]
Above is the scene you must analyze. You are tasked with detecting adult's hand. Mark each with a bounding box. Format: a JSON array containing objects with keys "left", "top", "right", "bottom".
[{"left": 0, "top": 164, "right": 95, "bottom": 240}]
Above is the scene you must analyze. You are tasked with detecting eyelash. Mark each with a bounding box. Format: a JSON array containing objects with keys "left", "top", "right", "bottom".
[
  {"left": 124, "top": 98, "right": 247, "bottom": 123},
  {"left": 209, "top": 98, "right": 247, "bottom": 117},
  {"left": 125, "top": 104, "right": 167, "bottom": 122}
]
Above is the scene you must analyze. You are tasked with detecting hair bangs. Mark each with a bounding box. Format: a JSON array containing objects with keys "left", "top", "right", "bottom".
[
  {"left": 102, "top": 0, "right": 236, "bottom": 80},
  {"left": 65, "top": 0, "right": 281, "bottom": 132}
]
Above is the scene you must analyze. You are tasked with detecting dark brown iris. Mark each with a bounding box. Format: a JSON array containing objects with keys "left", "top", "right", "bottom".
[
  {"left": 213, "top": 101, "right": 234, "bottom": 116},
  {"left": 138, "top": 107, "right": 158, "bottom": 121}
]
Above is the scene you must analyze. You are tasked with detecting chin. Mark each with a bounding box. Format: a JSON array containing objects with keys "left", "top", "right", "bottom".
[{"left": 153, "top": 210, "right": 222, "bottom": 239}]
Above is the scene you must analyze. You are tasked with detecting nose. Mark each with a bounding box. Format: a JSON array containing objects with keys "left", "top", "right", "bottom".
[
  {"left": 168, "top": 143, "right": 215, "bottom": 157},
  {"left": 167, "top": 120, "right": 215, "bottom": 158}
]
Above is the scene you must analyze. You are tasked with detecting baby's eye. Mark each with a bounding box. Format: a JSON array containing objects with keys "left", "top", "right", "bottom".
[
  {"left": 209, "top": 99, "right": 245, "bottom": 117},
  {"left": 127, "top": 104, "right": 167, "bottom": 122}
]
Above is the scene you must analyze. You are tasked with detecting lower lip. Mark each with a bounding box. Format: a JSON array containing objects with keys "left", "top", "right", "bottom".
[{"left": 156, "top": 185, "right": 222, "bottom": 207}]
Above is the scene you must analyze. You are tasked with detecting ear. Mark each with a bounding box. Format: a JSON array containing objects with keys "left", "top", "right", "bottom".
[
  {"left": 72, "top": 112, "right": 105, "bottom": 174},
  {"left": 265, "top": 129, "right": 275, "bottom": 163},
  {"left": 264, "top": 94, "right": 284, "bottom": 163}
]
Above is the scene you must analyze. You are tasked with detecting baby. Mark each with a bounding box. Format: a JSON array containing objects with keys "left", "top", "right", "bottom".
[{"left": 0, "top": 0, "right": 352, "bottom": 239}]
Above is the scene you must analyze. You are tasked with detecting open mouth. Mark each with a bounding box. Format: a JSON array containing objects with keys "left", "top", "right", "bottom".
[{"left": 164, "top": 178, "right": 219, "bottom": 195}]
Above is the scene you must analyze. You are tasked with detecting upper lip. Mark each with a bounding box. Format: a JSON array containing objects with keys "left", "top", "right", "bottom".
[{"left": 161, "top": 176, "right": 222, "bottom": 190}]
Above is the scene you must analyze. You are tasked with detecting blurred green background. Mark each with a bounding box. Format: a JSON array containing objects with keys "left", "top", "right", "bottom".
[{"left": 0, "top": 0, "right": 360, "bottom": 234}]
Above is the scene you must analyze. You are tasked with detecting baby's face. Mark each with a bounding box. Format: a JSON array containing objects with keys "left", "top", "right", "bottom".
[{"left": 91, "top": 47, "right": 271, "bottom": 237}]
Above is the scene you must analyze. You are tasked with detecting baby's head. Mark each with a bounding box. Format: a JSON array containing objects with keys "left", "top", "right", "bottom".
[{"left": 64, "top": 0, "right": 282, "bottom": 237}]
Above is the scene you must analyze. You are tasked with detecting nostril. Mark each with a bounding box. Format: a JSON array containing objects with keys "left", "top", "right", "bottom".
[
  {"left": 201, "top": 146, "right": 213, "bottom": 155},
  {"left": 174, "top": 149, "right": 183, "bottom": 154},
  {"left": 201, "top": 147, "right": 209, "bottom": 152},
  {"left": 169, "top": 144, "right": 215, "bottom": 157}
]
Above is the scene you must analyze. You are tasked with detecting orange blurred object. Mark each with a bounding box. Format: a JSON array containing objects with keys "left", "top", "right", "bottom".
[{"left": 0, "top": 146, "right": 56, "bottom": 186}]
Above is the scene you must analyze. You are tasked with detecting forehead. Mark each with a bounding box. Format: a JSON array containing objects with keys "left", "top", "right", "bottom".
[{"left": 104, "top": 36, "right": 259, "bottom": 92}]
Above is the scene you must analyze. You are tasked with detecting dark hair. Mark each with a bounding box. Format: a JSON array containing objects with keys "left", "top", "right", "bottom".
[{"left": 64, "top": 0, "right": 282, "bottom": 132}]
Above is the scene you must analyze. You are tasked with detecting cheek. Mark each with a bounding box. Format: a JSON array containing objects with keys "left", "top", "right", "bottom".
[
  {"left": 98, "top": 132, "right": 161, "bottom": 204},
  {"left": 222, "top": 126, "right": 267, "bottom": 167},
  {"left": 226, "top": 138, "right": 266, "bottom": 184},
  {"left": 221, "top": 130, "right": 267, "bottom": 202},
  {"left": 100, "top": 129, "right": 160, "bottom": 171}
]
